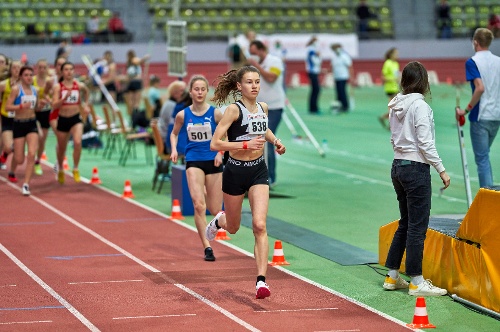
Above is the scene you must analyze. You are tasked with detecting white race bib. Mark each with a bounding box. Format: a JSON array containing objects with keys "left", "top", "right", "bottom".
[
  {"left": 64, "top": 90, "right": 79, "bottom": 104},
  {"left": 21, "top": 95, "right": 37, "bottom": 109},
  {"left": 247, "top": 113, "right": 268, "bottom": 135},
  {"left": 187, "top": 122, "right": 212, "bottom": 142}
]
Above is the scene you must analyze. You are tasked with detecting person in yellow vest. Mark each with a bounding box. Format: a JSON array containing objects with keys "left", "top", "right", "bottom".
[
  {"left": 0, "top": 60, "right": 21, "bottom": 181},
  {"left": 33, "top": 59, "right": 52, "bottom": 175},
  {"left": 378, "top": 47, "right": 400, "bottom": 129}
]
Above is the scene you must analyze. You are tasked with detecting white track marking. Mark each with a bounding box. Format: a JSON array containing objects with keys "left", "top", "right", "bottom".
[
  {"left": 113, "top": 314, "right": 196, "bottom": 320},
  {"left": 175, "top": 284, "right": 261, "bottom": 332},
  {"left": 68, "top": 280, "right": 144, "bottom": 285},
  {"left": 0, "top": 177, "right": 261, "bottom": 332},
  {"left": 0, "top": 243, "right": 100, "bottom": 332},
  {"left": 281, "top": 158, "right": 467, "bottom": 204},
  {"left": 314, "top": 330, "right": 361, "bottom": 332},
  {"left": 1, "top": 174, "right": 416, "bottom": 331},
  {"left": 0, "top": 320, "right": 52, "bottom": 325},
  {"left": 0, "top": 284, "right": 17, "bottom": 287},
  {"left": 255, "top": 308, "right": 338, "bottom": 313}
]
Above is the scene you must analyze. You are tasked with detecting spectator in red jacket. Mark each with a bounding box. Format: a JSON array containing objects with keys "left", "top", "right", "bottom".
[
  {"left": 108, "top": 12, "right": 127, "bottom": 35},
  {"left": 487, "top": 14, "right": 500, "bottom": 38}
]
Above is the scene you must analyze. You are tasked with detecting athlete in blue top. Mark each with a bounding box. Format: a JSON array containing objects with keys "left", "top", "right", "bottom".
[
  {"left": 170, "top": 75, "right": 224, "bottom": 262},
  {"left": 6, "top": 66, "right": 49, "bottom": 195}
]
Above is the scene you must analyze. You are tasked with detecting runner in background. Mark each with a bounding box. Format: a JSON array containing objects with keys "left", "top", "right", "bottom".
[
  {"left": 0, "top": 54, "right": 9, "bottom": 169},
  {"left": 170, "top": 75, "right": 224, "bottom": 262},
  {"left": 33, "top": 59, "right": 52, "bottom": 175},
  {"left": 6, "top": 66, "right": 48, "bottom": 195},
  {"left": 0, "top": 60, "right": 22, "bottom": 181},
  {"left": 51, "top": 62, "right": 90, "bottom": 184},
  {"left": 378, "top": 47, "right": 400, "bottom": 129}
]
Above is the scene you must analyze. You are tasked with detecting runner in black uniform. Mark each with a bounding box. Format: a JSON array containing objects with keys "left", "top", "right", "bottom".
[{"left": 205, "top": 65, "right": 286, "bottom": 299}]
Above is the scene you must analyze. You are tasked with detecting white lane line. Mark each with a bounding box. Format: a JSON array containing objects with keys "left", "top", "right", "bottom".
[
  {"left": 314, "top": 330, "right": 361, "bottom": 332},
  {"left": 281, "top": 158, "right": 468, "bottom": 204},
  {"left": 175, "top": 283, "right": 261, "bottom": 332},
  {"left": 58, "top": 176, "right": 414, "bottom": 331},
  {"left": 272, "top": 267, "right": 420, "bottom": 331},
  {"left": 0, "top": 177, "right": 261, "bottom": 332},
  {"left": 0, "top": 243, "right": 100, "bottom": 332},
  {"left": 112, "top": 314, "right": 196, "bottom": 320},
  {"left": 0, "top": 284, "right": 17, "bottom": 287},
  {"left": 0, "top": 320, "right": 52, "bottom": 325},
  {"left": 255, "top": 307, "right": 338, "bottom": 313},
  {"left": 68, "top": 280, "right": 144, "bottom": 285}
]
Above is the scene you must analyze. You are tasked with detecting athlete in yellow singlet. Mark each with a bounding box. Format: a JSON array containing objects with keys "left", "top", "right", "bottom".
[
  {"left": 0, "top": 61, "right": 21, "bottom": 181},
  {"left": 0, "top": 53, "right": 9, "bottom": 169}
]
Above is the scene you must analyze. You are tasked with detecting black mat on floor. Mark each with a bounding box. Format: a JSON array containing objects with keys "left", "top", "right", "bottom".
[
  {"left": 240, "top": 210, "right": 378, "bottom": 266},
  {"left": 428, "top": 217, "right": 462, "bottom": 238}
]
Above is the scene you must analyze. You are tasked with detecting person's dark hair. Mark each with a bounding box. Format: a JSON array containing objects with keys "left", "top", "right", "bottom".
[
  {"left": 61, "top": 61, "right": 74, "bottom": 71},
  {"left": 178, "top": 91, "right": 192, "bottom": 108},
  {"left": 249, "top": 40, "right": 267, "bottom": 51},
  {"left": 19, "top": 65, "right": 34, "bottom": 77},
  {"left": 385, "top": 47, "right": 397, "bottom": 60},
  {"left": 54, "top": 56, "right": 66, "bottom": 68},
  {"left": 126, "top": 50, "right": 136, "bottom": 66},
  {"left": 400, "top": 61, "right": 430, "bottom": 97},
  {"left": 211, "top": 65, "right": 260, "bottom": 106},
  {"left": 58, "top": 61, "right": 74, "bottom": 82}
]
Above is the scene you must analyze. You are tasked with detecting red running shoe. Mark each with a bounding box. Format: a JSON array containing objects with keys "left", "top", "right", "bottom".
[
  {"left": 8, "top": 173, "right": 17, "bottom": 183},
  {"left": 256, "top": 281, "right": 271, "bottom": 299}
]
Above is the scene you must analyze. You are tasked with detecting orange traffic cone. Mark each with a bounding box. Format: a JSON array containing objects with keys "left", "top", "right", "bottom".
[
  {"left": 20, "top": 52, "right": 27, "bottom": 65},
  {"left": 171, "top": 199, "right": 184, "bottom": 220},
  {"left": 215, "top": 228, "right": 231, "bottom": 240},
  {"left": 63, "top": 156, "right": 70, "bottom": 170},
  {"left": 407, "top": 297, "right": 436, "bottom": 329},
  {"left": 90, "top": 167, "right": 102, "bottom": 184},
  {"left": 269, "top": 240, "right": 290, "bottom": 266},
  {"left": 122, "top": 180, "right": 135, "bottom": 198},
  {"left": 41, "top": 151, "right": 48, "bottom": 161}
]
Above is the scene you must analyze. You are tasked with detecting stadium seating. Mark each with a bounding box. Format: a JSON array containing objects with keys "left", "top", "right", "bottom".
[
  {"left": 445, "top": 0, "right": 500, "bottom": 38},
  {"left": 3, "top": 0, "right": 498, "bottom": 43},
  {"left": 0, "top": 0, "right": 109, "bottom": 43},
  {"left": 147, "top": 0, "right": 394, "bottom": 39}
]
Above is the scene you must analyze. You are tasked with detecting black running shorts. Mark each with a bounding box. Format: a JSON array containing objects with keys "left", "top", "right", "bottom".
[
  {"left": 222, "top": 155, "right": 269, "bottom": 195},
  {"left": 13, "top": 118, "right": 38, "bottom": 139},
  {"left": 57, "top": 113, "right": 82, "bottom": 133}
]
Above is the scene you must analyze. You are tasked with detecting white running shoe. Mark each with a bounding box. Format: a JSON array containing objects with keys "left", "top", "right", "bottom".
[
  {"left": 408, "top": 279, "right": 447, "bottom": 296},
  {"left": 205, "top": 211, "right": 224, "bottom": 241},
  {"left": 256, "top": 281, "right": 271, "bottom": 299},
  {"left": 22, "top": 184, "right": 30, "bottom": 196},
  {"left": 383, "top": 275, "right": 409, "bottom": 290}
]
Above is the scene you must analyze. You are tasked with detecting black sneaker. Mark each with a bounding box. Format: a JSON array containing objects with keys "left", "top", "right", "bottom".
[{"left": 204, "top": 247, "right": 216, "bottom": 261}]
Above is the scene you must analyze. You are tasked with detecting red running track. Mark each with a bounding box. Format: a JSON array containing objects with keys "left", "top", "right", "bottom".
[{"left": 0, "top": 166, "right": 414, "bottom": 332}]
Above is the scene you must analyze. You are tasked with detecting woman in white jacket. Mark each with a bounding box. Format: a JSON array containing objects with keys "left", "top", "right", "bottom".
[{"left": 383, "top": 61, "right": 451, "bottom": 296}]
